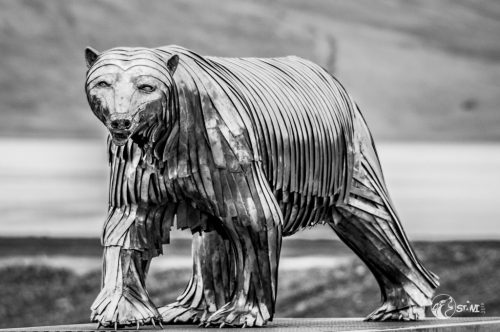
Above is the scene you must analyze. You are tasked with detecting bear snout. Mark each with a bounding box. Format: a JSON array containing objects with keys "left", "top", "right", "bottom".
[{"left": 110, "top": 118, "right": 132, "bottom": 130}]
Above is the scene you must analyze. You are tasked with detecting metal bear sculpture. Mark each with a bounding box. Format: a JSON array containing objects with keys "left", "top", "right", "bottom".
[{"left": 84, "top": 45, "right": 439, "bottom": 329}]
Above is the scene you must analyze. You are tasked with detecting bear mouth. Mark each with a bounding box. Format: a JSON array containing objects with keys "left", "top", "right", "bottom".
[{"left": 110, "top": 130, "right": 131, "bottom": 146}]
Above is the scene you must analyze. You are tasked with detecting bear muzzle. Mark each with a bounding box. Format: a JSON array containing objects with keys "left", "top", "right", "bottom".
[{"left": 107, "top": 115, "right": 134, "bottom": 146}]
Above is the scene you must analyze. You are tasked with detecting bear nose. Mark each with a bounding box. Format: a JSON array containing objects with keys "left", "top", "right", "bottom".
[{"left": 110, "top": 119, "right": 132, "bottom": 130}]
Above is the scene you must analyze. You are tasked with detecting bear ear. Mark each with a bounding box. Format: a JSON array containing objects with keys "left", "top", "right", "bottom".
[
  {"left": 167, "top": 54, "right": 179, "bottom": 74},
  {"left": 85, "top": 46, "right": 100, "bottom": 69}
]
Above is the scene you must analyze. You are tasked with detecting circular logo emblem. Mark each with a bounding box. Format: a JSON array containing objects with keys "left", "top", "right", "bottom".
[{"left": 431, "top": 294, "right": 456, "bottom": 319}]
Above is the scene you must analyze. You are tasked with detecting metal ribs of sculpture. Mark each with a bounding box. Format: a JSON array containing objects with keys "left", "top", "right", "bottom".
[{"left": 84, "top": 45, "right": 439, "bottom": 328}]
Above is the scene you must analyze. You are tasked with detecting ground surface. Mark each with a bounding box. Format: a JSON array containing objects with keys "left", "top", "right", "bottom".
[
  {"left": 0, "top": 239, "right": 498, "bottom": 329},
  {"left": 4, "top": 318, "right": 500, "bottom": 332}
]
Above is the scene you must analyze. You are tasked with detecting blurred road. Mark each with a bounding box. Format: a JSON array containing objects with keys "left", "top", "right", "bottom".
[{"left": 0, "top": 139, "right": 499, "bottom": 240}]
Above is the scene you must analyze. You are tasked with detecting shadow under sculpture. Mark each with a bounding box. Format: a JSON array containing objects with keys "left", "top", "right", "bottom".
[{"left": 84, "top": 45, "right": 439, "bottom": 329}]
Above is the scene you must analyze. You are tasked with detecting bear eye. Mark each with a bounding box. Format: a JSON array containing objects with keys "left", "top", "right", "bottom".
[
  {"left": 138, "top": 84, "right": 155, "bottom": 93},
  {"left": 97, "top": 81, "right": 111, "bottom": 88}
]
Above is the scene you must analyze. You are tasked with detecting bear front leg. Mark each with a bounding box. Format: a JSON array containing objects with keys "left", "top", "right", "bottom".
[
  {"left": 91, "top": 246, "right": 161, "bottom": 328},
  {"left": 159, "top": 230, "right": 235, "bottom": 324},
  {"left": 205, "top": 168, "right": 283, "bottom": 327}
]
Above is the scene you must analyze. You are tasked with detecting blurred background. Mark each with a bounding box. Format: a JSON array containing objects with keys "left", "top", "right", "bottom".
[{"left": 0, "top": 0, "right": 499, "bottom": 328}]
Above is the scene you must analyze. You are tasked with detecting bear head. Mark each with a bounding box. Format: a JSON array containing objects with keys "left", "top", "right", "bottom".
[{"left": 84, "top": 46, "right": 179, "bottom": 146}]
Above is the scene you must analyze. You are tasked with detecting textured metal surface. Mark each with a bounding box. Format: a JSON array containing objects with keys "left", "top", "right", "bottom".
[
  {"left": 84, "top": 45, "right": 439, "bottom": 328},
  {"left": 4, "top": 318, "right": 500, "bottom": 332}
]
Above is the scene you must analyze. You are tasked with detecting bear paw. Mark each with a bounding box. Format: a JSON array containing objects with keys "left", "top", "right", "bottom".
[
  {"left": 203, "top": 301, "right": 269, "bottom": 328},
  {"left": 365, "top": 302, "right": 425, "bottom": 321},
  {"left": 91, "top": 289, "right": 161, "bottom": 328},
  {"left": 158, "top": 302, "right": 206, "bottom": 324}
]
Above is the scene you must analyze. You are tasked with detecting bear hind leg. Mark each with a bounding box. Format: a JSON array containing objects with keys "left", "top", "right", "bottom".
[{"left": 330, "top": 162, "right": 439, "bottom": 321}]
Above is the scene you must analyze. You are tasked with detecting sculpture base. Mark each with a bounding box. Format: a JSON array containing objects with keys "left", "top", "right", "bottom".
[{"left": 2, "top": 318, "right": 500, "bottom": 332}]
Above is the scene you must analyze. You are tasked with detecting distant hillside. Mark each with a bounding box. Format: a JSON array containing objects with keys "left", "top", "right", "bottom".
[{"left": 0, "top": 0, "right": 499, "bottom": 141}]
